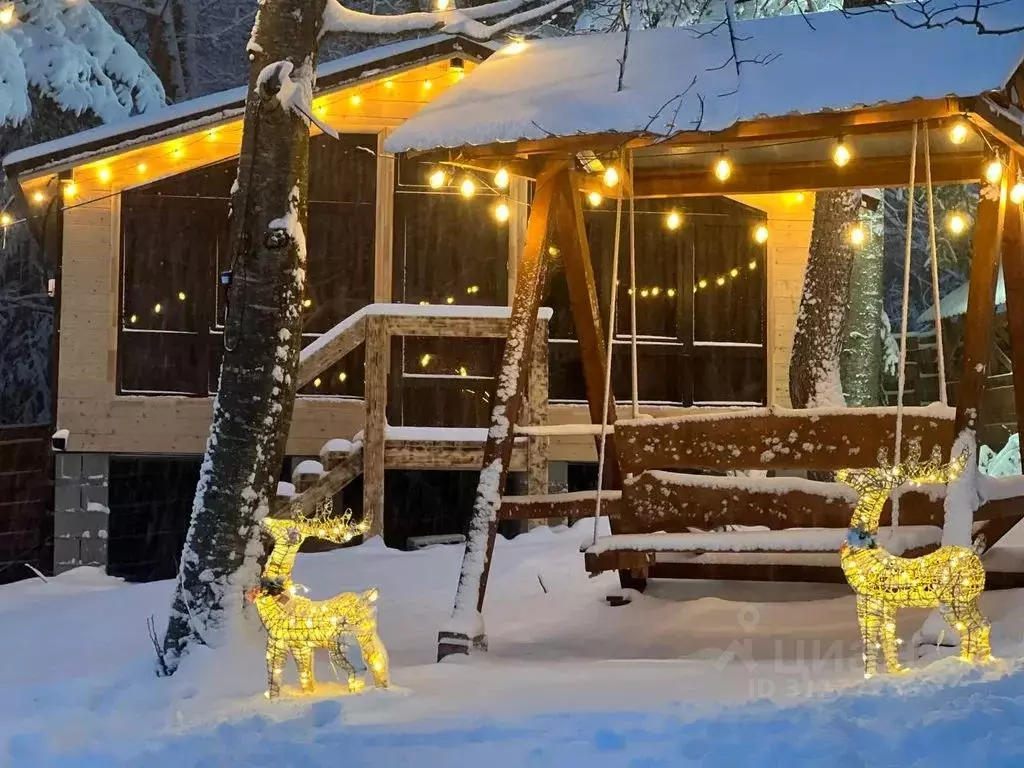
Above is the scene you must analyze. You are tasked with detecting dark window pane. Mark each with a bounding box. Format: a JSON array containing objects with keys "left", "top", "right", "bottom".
[
  {"left": 692, "top": 348, "right": 766, "bottom": 405},
  {"left": 120, "top": 331, "right": 206, "bottom": 394},
  {"left": 397, "top": 338, "right": 499, "bottom": 426}
]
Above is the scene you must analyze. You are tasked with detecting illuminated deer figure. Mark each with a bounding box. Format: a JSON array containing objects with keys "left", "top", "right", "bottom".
[
  {"left": 248, "top": 503, "right": 389, "bottom": 698},
  {"left": 836, "top": 445, "right": 992, "bottom": 678}
]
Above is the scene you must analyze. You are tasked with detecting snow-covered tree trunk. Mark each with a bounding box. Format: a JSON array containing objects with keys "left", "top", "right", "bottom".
[
  {"left": 789, "top": 189, "right": 861, "bottom": 408},
  {"left": 159, "top": 0, "right": 327, "bottom": 674},
  {"left": 840, "top": 206, "right": 884, "bottom": 405}
]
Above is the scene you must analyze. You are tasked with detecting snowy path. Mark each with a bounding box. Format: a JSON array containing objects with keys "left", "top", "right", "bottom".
[{"left": 4, "top": 522, "right": 1024, "bottom": 765}]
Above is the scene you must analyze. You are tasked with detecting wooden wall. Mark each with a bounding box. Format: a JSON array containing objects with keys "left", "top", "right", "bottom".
[{"left": 0, "top": 425, "right": 51, "bottom": 583}]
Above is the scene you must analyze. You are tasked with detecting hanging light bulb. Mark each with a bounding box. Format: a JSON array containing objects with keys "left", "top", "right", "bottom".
[
  {"left": 666, "top": 288, "right": 676, "bottom": 298},
  {"left": 446, "top": 296, "right": 455, "bottom": 304},
  {"left": 849, "top": 224, "right": 866, "bottom": 246},
  {"left": 435, "top": 0, "right": 449, "bottom": 9},
  {"left": 31, "top": 191, "right": 45, "bottom": 204},
  {"left": 350, "top": 94, "right": 362, "bottom": 106},
  {"left": 420, "top": 354, "right": 432, "bottom": 367},
  {"left": 698, "top": 279, "right": 708, "bottom": 289},
  {"left": 949, "top": 120, "right": 970, "bottom": 145},
  {"left": 0, "top": 5, "right": 14, "bottom": 25},
  {"left": 1012, "top": 181, "right": 1024, "bottom": 205},
  {"left": 494, "top": 201, "right": 510, "bottom": 223},
  {"left": 428, "top": 168, "right": 446, "bottom": 189},
  {"left": 423, "top": 79, "right": 432, "bottom": 90},
  {"left": 833, "top": 140, "right": 852, "bottom": 167},
  {"left": 713, "top": 156, "right": 732, "bottom": 182},
  {"left": 947, "top": 212, "right": 968, "bottom": 235},
  {"left": 715, "top": 276, "right": 726, "bottom": 286},
  {"left": 494, "top": 167, "right": 510, "bottom": 189},
  {"left": 753, "top": 224, "right": 769, "bottom": 244},
  {"left": 207, "top": 128, "right": 219, "bottom": 141},
  {"left": 97, "top": 167, "right": 111, "bottom": 183},
  {"left": 338, "top": 372, "right": 348, "bottom": 382},
  {"left": 0, "top": 212, "right": 12, "bottom": 227},
  {"left": 136, "top": 162, "right": 148, "bottom": 175},
  {"left": 177, "top": 291, "right": 187, "bottom": 301},
  {"left": 748, "top": 259, "right": 758, "bottom": 270},
  {"left": 587, "top": 191, "right": 603, "bottom": 207},
  {"left": 665, "top": 210, "right": 682, "bottom": 230},
  {"left": 63, "top": 182, "right": 77, "bottom": 199},
  {"left": 985, "top": 158, "right": 1003, "bottom": 184},
  {"left": 603, "top": 167, "right": 619, "bottom": 187},
  {"left": 384, "top": 80, "right": 394, "bottom": 90},
  {"left": 459, "top": 178, "right": 476, "bottom": 198},
  {"left": 153, "top": 303, "right": 163, "bottom": 314},
  {"left": 302, "top": 298, "right": 313, "bottom": 308}
]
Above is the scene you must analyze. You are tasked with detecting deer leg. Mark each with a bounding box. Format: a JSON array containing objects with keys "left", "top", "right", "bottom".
[
  {"left": 329, "top": 642, "right": 362, "bottom": 692},
  {"left": 857, "top": 594, "right": 881, "bottom": 678},
  {"left": 880, "top": 604, "right": 905, "bottom": 674},
  {"left": 962, "top": 601, "right": 993, "bottom": 663},
  {"left": 938, "top": 603, "right": 972, "bottom": 660},
  {"left": 292, "top": 644, "right": 316, "bottom": 693},
  {"left": 356, "top": 631, "right": 390, "bottom": 688},
  {"left": 265, "top": 639, "right": 288, "bottom": 699}
]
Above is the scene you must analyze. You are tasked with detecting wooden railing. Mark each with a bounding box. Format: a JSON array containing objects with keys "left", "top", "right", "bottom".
[{"left": 295, "top": 304, "right": 551, "bottom": 532}]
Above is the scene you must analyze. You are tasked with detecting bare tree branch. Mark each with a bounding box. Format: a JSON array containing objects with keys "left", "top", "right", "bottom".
[{"left": 844, "top": 0, "right": 1024, "bottom": 36}]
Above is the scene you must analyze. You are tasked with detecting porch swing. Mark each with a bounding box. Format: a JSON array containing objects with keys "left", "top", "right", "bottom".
[{"left": 581, "top": 122, "right": 958, "bottom": 588}]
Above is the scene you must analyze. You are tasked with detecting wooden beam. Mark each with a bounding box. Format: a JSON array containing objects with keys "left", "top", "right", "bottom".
[
  {"left": 384, "top": 441, "right": 528, "bottom": 471},
  {"left": 497, "top": 491, "right": 622, "bottom": 521},
  {"left": 374, "top": 131, "right": 395, "bottom": 303},
  {"left": 525, "top": 319, "right": 550, "bottom": 497},
  {"left": 954, "top": 161, "right": 1008, "bottom": 436},
  {"left": 295, "top": 316, "right": 366, "bottom": 388},
  {"left": 966, "top": 97, "right": 1024, "bottom": 157},
  {"left": 624, "top": 153, "right": 984, "bottom": 199},
  {"left": 362, "top": 315, "right": 389, "bottom": 539},
  {"left": 615, "top": 408, "right": 954, "bottom": 474},
  {"left": 385, "top": 314, "right": 542, "bottom": 338},
  {"left": 438, "top": 161, "right": 563, "bottom": 660},
  {"left": 278, "top": 447, "right": 364, "bottom": 517}
]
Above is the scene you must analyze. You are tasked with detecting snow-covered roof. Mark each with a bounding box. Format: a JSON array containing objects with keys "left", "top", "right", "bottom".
[
  {"left": 385, "top": 7, "right": 1024, "bottom": 154},
  {"left": 916, "top": 269, "right": 1006, "bottom": 326},
  {"left": 4, "top": 34, "right": 494, "bottom": 178}
]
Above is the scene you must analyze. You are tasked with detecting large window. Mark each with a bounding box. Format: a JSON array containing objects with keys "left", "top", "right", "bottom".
[
  {"left": 390, "top": 158, "right": 509, "bottom": 427},
  {"left": 119, "top": 133, "right": 378, "bottom": 396},
  {"left": 545, "top": 196, "right": 767, "bottom": 406}
]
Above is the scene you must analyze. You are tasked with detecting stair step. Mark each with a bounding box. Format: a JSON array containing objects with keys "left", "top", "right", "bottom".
[
  {"left": 292, "top": 459, "right": 325, "bottom": 492},
  {"left": 278, "top": 447, "right": 365, "bottom": 517},
  {"left": 320, "top": 437, "right": 362, "bottom": 470}
]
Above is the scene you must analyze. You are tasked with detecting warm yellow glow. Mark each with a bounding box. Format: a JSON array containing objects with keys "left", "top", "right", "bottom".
[
  {"left": 493, "top": 167, "right": 510, "bottom": 189},
  {"left": 713, "top": 156, "right": 732, "bottom": 182},
  {"left": 459, "top": 178, "right": 476, "bottom": 198},
  {"left": 129, "top": 314, "right": 138, "bottom": 324},
  {"left": 302, "top": 298, "right": 313, "bottom": 308},
  {"left": 753, "top": 224, "right": 769, "bottom": 244},
  {"left": 153, "top": 303, "right": 163, "bottom": 314},
  {"left": 837, "top": 448, "right": 992, "bottom": 677},
  {"left": 171, "top": 145, "right": 184, "bottom": 160},
  {"left": 136, "top": 162, "right": 148, "bottom": 175},
  {"left": 338, "top": 372, "right": 348, "bottom": 382},
  {"left": 793, "top": 192, "right": 806, "bottom": 204},
  {"left": 428, "top": 168, "right": 446, "bottom": 189},
  {"left": 466, "top": 285, "right": 479, "bottom": 294},
  {"left": 457, "top": 366, "right": 468, "bottom": 377},
  {"left": 715, "top": 276, "right": 726, "bottom": 286},
  {"left": 587, "top": 191, "right": 602, "bottom": 207},
  {"left": 350, "top": 94, "right": 362, "bottom": 106},
  {"left": 833, "top": 141, "right": 852, "bottom": 167},
  {"left": 423, "top": 79, "right": 432, "bottom": 90},
  {"left": 603, "top": 166, "right": 620, "bottom": 188},
  {"left": 651, "top": 286, "right": 661, "bottom": 296},
  {"left": 547, "top": 245, "right": 560, "bottom": 257},
  {"left": 63, "top": 182, "right": 77, "bottom": 199},
  {"left": 206, "top": 128, "right": 219, "bottom": 141},
  {"left": 446, "top": 296, "right": 455, "bottom": 304},
  {"left": 435, "top": 0, "right": 449, "bottom": 9},
  {"left": 313, "top": 377, "right": 322, "bottom": 388},
  {"left": 698, "top": 279, "right": 708, "bottom": 289},
  {"left": 1011, "top": 182, "right": 1024, "bottom": 205},
  {"left": 949, "top": 120, "right": 970, "bottom": 145},
  {"left": 947, "top": 212, "right": 968, "bottom": 235},
  {"left": 97, "top": 166, "right": 112, "bottom": 183},
  {"left": 666, "top": 288, "right": 676, "bottom": 298},
  {"left": 0, "top": 5, "right": 14, "bottom": 25},
  {"left": 420, "top": 353, "right": 433, "bottom": 367},
  {"left": 729, "top": 268, "right": 739, "bottom": 278},
  {"left": 665, "top": 210, "right": 682, "bottom": 230},
  {"left": 177, "top": 291, "right": 187, "bottom": 301},
  {"left": 849, "top": 224, "right": 866, "bottom": 247},
  {"left": 253, "top": 503, "right": 386, "bottom": 699},
  {"left": 985, "top": 158, "right": 1003, "bottom": 184},
  {"left": 748, "top": 260, "right": 757, "bottom": 270},
  {"left": 384, "top": 79, "right": 394, "bottom": 89},
  {"left": 494, "top": 201, "right": 510, "bottom": 223},
  {"left": 502, "top": 40, "right": 527, "bottom": 55},
  {"left": 32, "top": 191, "right": 45, "bottom": 204},
  {"left": 0, "top": 212, "right": 11, "bottom": 227}
]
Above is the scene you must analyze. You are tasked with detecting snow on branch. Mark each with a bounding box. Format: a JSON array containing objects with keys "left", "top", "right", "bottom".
[
  {"left": 322, "top": 0, "right": 573, "bottom": 40},
  {"left": 255, "top": 59, "right": 337, "bottom": 138},
  {"left": 844, "top": 0, "right": 1024, "bottom": 36}
]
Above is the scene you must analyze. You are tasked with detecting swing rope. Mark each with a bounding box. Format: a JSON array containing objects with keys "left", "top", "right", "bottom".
[
  {"left": 893, "top": 121, "right": 919, "bottom": 527},
  {"left": 592, "top": 151, "right": 627, "bottom": 547},
  {"left": 628, "top": 150, "right": 640, "bottom": 418},
  {"left": 923, "top": 124, "right": 949, "bottom": 406}
]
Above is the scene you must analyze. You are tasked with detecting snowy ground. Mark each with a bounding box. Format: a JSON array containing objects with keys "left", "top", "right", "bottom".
[{"left": 5, "top": 521, "right": 1024, "bottom": 766}]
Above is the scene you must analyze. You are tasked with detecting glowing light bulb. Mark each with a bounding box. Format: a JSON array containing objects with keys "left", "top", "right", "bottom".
[
  {"left": 302, "top": 298, "right": 313, "bottom": 308},
  {"left": 136, "top": 163, "right": 148, "bottom": 175},
  {"left": 129, "top": 314, "right": 137, "bottom": 324},
  {"left": 651, "top": 286, "right": 660, "bottom": 296},
  {"left": 435, "top": 0, "right": 449, "bottom": 9},
  {"left": 63, "top": 182, "right": 77, "bottom": 199},
  {"left": 31, "top": 191, "right": 45, "bottom": 204},
  {"left": 350, "top": 94, "right": 362, "bottom": 106},
  {"left": 494, "top": 167, "right": 510, "bottom": 189},
  {"left": 206, "top": 128, "right": 219, "bottom": 141},
  {"left": 849, "top": 224, "right": 866, "bottom": 246},
  {"left": 502, "top": 40, "right": 527, "bottom": 55},
  {"left": 313, "top": 377, "right": 322, "bottom": 388},
  {"left": 338, "top": 372, "right": 348, "bottom": 382},
  {"left": 667, "top": 288, "right": 676, "bottom": 297},
  {"left": 494, "top": 201, "right": 510, "bottom": 223},
  {"left": 587, "top": 191, "right": 603, "bottom": 207},
  {"left": 457, "top": 366, "right": 468, "bottom": 376},
  {"left": 97, "top": 167, "right": 111, "bottom": 183},
  {"left": 0, "top": 6, "right": 14, "bottom": 25},
  {"left": 0, "top": 213, "right": 11, "bottom": 227},
  {"left": 715, "top": 276, "right": 726, "bottom": 286},
  {"left": 1012, "top": 182, "right": 1024, "bottom": 205},
  {"left": 833, "top": 141, "right": 852, "bottom": 167},
  {"left": 423, "top": 80, "right": 432, "bottom": 90},
  {"left": 603, "top": 167, "right": 619, "bottom": 187},
  {"left": 384, "top": 80, "right": 394, "bottom": 90},
  {"left": 429, "top": 169, "right": 446, "bottom": 189},
  {"left": 749, "top": 260, "right": 757, "bottom": 270},
  {"left": 698, "top": 279, "right": 708, "bottom": 289},
  {"left": 177, "top": 291, "right": 187, "bottom": 301},
  {"left": 640, "top": 288, "right": 650, "bottom": 298},
  {"left": 446, "top": 296, "right": 455, "bottom": 304},
  {"left": 665, "top": 210, "right": 682, "bottom": 230},
  {"left": 153, "top": 303, "right": 163, "bottom": 314},
  {"left": 949, "top": 120, "right": 970, "bottom": 145},
  {"left": 420, "top": 354, "right": 432, "bottom": 367},
  {"left": 713, "top": 156, "right": 732, "bottom": 182},
  {"left": 754, "top": 225, "right": 769, "bottom": 244},
  {"left": 947, "top": 212, "right": 967, "bottom": 235},
  {"left": 459, "top": 178, "right": 476, "bottom": 198},
  {"left": 985, "top": 159, "right": 1003, "bottom": 184},
  {"left": 730, "top": 268, "right": 739, "bottom": 278}
]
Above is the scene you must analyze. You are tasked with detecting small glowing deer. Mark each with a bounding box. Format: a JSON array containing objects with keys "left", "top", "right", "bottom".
[
  {"left": 249, "top": 503, "right": 389, "bottom": 698},
  {"left": 836, "top": 445, "right": 992, "bottom": 678}
]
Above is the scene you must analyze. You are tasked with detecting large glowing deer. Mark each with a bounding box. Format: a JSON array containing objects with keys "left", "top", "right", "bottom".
[
  {"left": 249, "top": 503, "right": 389, "bottom": 698},
  {"left": 836, "top": 445, "right": 992, "bottom": 678}
]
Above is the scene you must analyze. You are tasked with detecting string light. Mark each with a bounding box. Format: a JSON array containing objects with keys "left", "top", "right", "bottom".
[
  {"left": 466, "top": 285, "right": 480, "bottom": 294},
  {"left": 459, "top": 178, "right": 476, "bottom": 198},
  {"left": 715, "top": 276, "right": 726, "bottom": 286},
  {"left": 603, "top": 166, "right": 620, "bottom": 187},
  {"left": 833, "top": 139, "right": 852, "bottom": 167},
  {"left": 153, "top": 303, "right": 163, "bottom": 314},
  {"left": 947, "top": 212, "right": 967, "bottom": 235},
  {"left": 949, "top": 120, "right": 970, "bottom": 145},
  {"left": 698, "top": 279, "right": 708, "bottom": 289},
  {"left": 62, "top": 182, "right": 77, "bottom": 199},
  {"left": 849, "top": 224, "right": 866, "bottom": 247},
  {"left": 428, "top": 168, "right": 446, "bottom": 189},
  {"left": 446, "top": 296, "right": 455, "bottom": 304},
  {"left": 0, "top": 213, "right": 11, "bottom": 227},
  {"left": 457, "top": 366, "right": 468, "bottom": 376},
  {"left": 350, "top": 94, "right": 362, "bottom": 106},
  {"left": 729, "top": 268, "right": 739, "bottom": 278},
  {"left": 420, "top": 353, "right": 433, "bottom": 367},
  {"left": 713, "top": 156, "right": 732, "bottom": 182},
  {"left": 384, "top": 80, "right": 394, "bottom": 90},
  {"left": 586, "top": 192, "right": 602, "bottom": 207},
  {"left": 837, "top": 446, "right": 992, "bottom": 677},
  {"left": 206, "top": 128, "right": 219, "bottom": 141},
  {"left": 984, "top": 158, "right": 1003, "bottom": 184},
  {"left": 650, "top": 286, "right": 660, "bottom": 296},
  {"left": 0, "top": 5, "right": 14, "bottom": 25},
  {"left": 32, "top": 191, "right": 45, "bottom": 204},
  {"left": 423, "top": 80, "right": 432, "bottom": 90},
  {"left": 129, "top": 314, "right": 138, "bottom": 324},
  {"left": 313, "top": 377, "right": 322, "bottom": 388},
  {"left": 136, "top": 162, "right": 148, "bottom": 175},
  {"left": 494, "top": 201, "right": 510, "bottom": 223},
  {"left": 435, "top": 0, "right": 449, "bottom": 9},
  {"left": 302, "top": 298, "right": 313, "bottom": 308},
  {"left": 251, "top": 502, "right": 387, "bottom": 699},
  {"left": 665, "top": 210, "right": 682, "bottom": 230},
  {"left": 338, "top": 372, "right": 348, "bottom": 382},
  {"left": 666, "top": 288, "right": 676, "bottom": 298},
  {"left": 177, "top": 291, "right": 187, "bottom": 301},
  {"left": 494, "top": 167, "right": 510, "bottom": 189},
  {"left": 753, "top": 224, "right": 769, "bottom": 244},
  {"left": 748, "top": 260, "right": 757, "bottom": 270},
  {"left": 97, "top": 167, "right": 111, "bottom": 183},
  {"left": 1011, "top": 181, "right": 1024, "bottom": 205},
  {"left": 640, "top": 288, "right": 650, "bottom": 298}
]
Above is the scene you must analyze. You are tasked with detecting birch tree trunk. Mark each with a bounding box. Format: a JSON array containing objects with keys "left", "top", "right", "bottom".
[
  {"left": 159, "top": 0, "right": 327, "bottom": 674},
  {"left": 789, "top": 189, "right": 861, "bottom": 408},
  {"left": 840, "top": 206, "right": 884, "bottom": 405}
]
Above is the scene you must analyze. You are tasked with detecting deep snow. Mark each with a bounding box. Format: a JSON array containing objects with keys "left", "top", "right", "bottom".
[{"left": 5, "top": 520, "right": 1024, "bottom": 766}]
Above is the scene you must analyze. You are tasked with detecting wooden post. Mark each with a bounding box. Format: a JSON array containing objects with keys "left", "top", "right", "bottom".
[
  {"left": 549, "top": 170, "right": 621, "bottom": 486},
  {"left": 526, "top": 317, "right": 550, "bottom": 523},
  {"left": 374, "top": 130, "right": 395, "bottom": 304},
  {"left": 363, "top": 315, "right": 389, "bottom": 539},
  {"left": 437, "top": 163, "right": 563, "bottom": 660}
]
